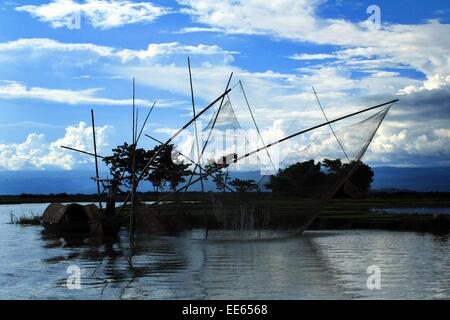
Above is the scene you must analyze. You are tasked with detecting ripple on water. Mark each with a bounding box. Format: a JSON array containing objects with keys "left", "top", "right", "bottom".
[{"left": 0, "top": 205, "right": 449, "bottom": 299}]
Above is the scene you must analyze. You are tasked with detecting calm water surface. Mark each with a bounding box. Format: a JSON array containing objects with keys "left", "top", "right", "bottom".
[
  {"left": 0, "top": 203, "right": 449, "bottom": 299},
  {"left": 371, "top": 207, "right": 450, "bottom": 215}
]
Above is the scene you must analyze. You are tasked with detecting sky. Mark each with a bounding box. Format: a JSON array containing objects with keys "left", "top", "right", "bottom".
[{"left": 0, "top": 0, "right": 449, "bottom": 172}]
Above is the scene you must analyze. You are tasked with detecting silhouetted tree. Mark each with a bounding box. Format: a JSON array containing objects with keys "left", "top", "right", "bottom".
[
  {"left": 339, "top": 161, "right": 374, "bottom": 196},
  {"left": 266, "top": 159, "right": 374, "bottom": 198},
  {"left": 322, "top": 159, "right": 343, "bottom": 174},
  {"left": 266, "top": 160, "right": 324, "bottom": 197},
  {"left": 230, "top": 178, "right": 258, "bottom": 193},
  {"left": 103, "top": 143, "right": 191, "bottom": 192},
  {"left": 150, "top": 144, "right": 191, "bottom": 192},
  {"left": 205, "top": 160, "right": 229, "bottom": 192},
  {"left": 103, "top": 143, "right": 154, "bottom": 188}
]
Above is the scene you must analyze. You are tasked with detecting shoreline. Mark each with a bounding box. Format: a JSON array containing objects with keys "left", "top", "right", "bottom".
[
  {"left": 3, "top": 192, "right": 450, "bottom": 235},
  {"left": 2, "top": 190, "right": 450, "bottom": 205}
]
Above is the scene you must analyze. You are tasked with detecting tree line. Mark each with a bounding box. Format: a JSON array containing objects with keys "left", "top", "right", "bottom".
[{"left": 103, "top": 143, "right": 374, "bottom": 197}]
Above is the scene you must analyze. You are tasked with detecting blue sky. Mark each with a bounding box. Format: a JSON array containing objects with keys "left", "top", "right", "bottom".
[{"left": 0, "top": 0, "right": 449, "bottom": 171}]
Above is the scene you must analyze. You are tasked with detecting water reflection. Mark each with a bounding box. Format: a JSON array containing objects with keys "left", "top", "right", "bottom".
[{"left": 1, "top": 204, "right": 450, "bottom": 299}]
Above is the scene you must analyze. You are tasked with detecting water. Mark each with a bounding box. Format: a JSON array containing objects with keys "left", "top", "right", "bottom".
[
  {"left": 371, "top": 207, "right": 450, "bottom": 215},
  {"left": 1, "top": 203, "right": 449, "bottom": 300}
]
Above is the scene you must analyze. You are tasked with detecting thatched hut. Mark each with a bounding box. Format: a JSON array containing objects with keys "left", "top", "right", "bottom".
[{"left": 42, "top": 203, "right": 103, "bottom": 235}]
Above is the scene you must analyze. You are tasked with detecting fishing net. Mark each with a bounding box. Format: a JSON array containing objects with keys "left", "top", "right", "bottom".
[
  {"left": 188, "top": 88, "right": 391, "bottom": 239},
  {"left": 146, "top": 83, "right": 395, "bottom": 240}
]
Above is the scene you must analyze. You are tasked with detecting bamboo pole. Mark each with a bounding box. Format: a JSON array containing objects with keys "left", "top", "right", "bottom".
[
  {"left": 188, "top": 57, "right": 205, "bottom": 196},
  {"left": 312, "top": 87, "right": 350, "bottom": 162},
  {"left": 91, "top": 109, "right": 102, "bottom": 210},
  {"left": 300, "top": 106, "right": 392, "bottom": 233},
  {"left": 136, "top": 101, "right": 156, "bottom": 143},
  {"left": 144, "top": 134, "right": 235, "bottom": 192},
  {"left": 188, "top": 58, "right": 209, "bottom": 238},
  {"left": 239, "top": 80, "right": 277, "bottom": 174},
  {"left": 180, "top": 72, "right": 234, "bottom": 194},
  {"left": 147, "top": 99, "right": 398, "bottom": 208},
  {"left": 130, "top": 78, "right": 137, "bottom": 241},
  {"left": 116, "top": 87, "right": 233, "bottom": 216},
  {"left": 61, "top": 145, "right": 105, "bottom": 159}
]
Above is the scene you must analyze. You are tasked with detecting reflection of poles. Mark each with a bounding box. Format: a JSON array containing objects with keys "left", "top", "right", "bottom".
[
  {"left": 147, "top": 99, "right": 398, "bottom": 208},
  {"left": 91, "top": 109, "right": 102, "bottom": 210}
]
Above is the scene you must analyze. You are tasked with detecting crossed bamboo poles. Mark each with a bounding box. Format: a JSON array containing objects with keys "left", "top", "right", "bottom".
[
  {"left": 60, "top": 60, "right": 399, "bottom": 240},
  {"left": 142, "top": 98, "right": 398, "bottom": 208}
]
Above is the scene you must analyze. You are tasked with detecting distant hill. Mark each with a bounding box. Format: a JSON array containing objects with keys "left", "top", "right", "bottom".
[
  {"left": 371, "top": 167, "right": 450, "bottom": 192},
  {"left": 0, "top": 167, "right": 449, "bottom": 195}
]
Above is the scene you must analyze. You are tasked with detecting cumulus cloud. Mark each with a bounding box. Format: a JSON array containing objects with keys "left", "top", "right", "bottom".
[
  {"left": 367, "top": 123, "right": 450, "bottom": 166},
  {"left": 2, "top": 0, "right": 450, "bottom": 168},
  {"left": 0, "top": 122, "right": 113, "bottom": 170},
  {"left": 16, "top": 0, "right": 170, "bottom": 29}
]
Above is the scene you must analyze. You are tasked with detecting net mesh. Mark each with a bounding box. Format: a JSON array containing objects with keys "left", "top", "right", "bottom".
[{"left": 150, "top": 83, "right": 393, "bottom": 240}]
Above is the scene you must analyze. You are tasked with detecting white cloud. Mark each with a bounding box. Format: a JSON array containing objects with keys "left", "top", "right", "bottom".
[
  {"left": 364, "top": 120, "right": 450, "bottom": 165},
  {"left": 0, "top": 122, "right": 113, "bottom": 170},
  {"left": 0, "top": 31, "right": 448, "bottom": 168},
  {"left": 398, "top": 75, "right": 450, "bottom": 94},
  {"left": 116, "top": 42, "right": 237, "bottom": 63},
  {"left": 0, "top": 38, "right": 234, "bottom": 61},
  {"left": 178, "top": 1, "right": 450, "bottom": 92},
  {"left": 290, "top": 53, "right": 336, "bottom": 61},
  {"left": 178, "top": 0, "right": 319, "bottom": 38},
  {"left": 0, "top": 38, "right": 237, "bottom": 107},
  {"left": 176, "top": 26, "right": 224, "bottom": 34},
  {"left": 0, "top": 37, "right": 114, "bottom": 56},
  {"left": 16, "top": 0, "right": 170, "bottom": 29},
  {"left": 0, "top": 80, "right": 154, "bottom": 106},
  {"left": 369, "top": 71, "right": 401, "bottom": 78}
]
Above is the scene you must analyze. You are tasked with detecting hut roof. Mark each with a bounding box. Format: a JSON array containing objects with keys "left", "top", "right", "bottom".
[
  {"left": 42, "top": 203, "right": 67, "bottom": 223},
  {"left": 42, "top": 203, "right": 100, "bottom": 224}
]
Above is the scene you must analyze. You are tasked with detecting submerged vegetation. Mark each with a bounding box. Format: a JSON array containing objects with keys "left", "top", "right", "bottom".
[{"left": 10, "top": 212, "right": 41, "bottom": 225}]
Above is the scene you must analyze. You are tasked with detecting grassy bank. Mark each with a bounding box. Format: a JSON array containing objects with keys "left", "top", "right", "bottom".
[
  {"left": 7, "top": 192, "right": 450, "bottom": 234},
  {"left": 2, "top": 191, "right": 450, "bottom": 205},
  {"left": 120, "top": 199, "right": 450, "bottom": 235}
]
